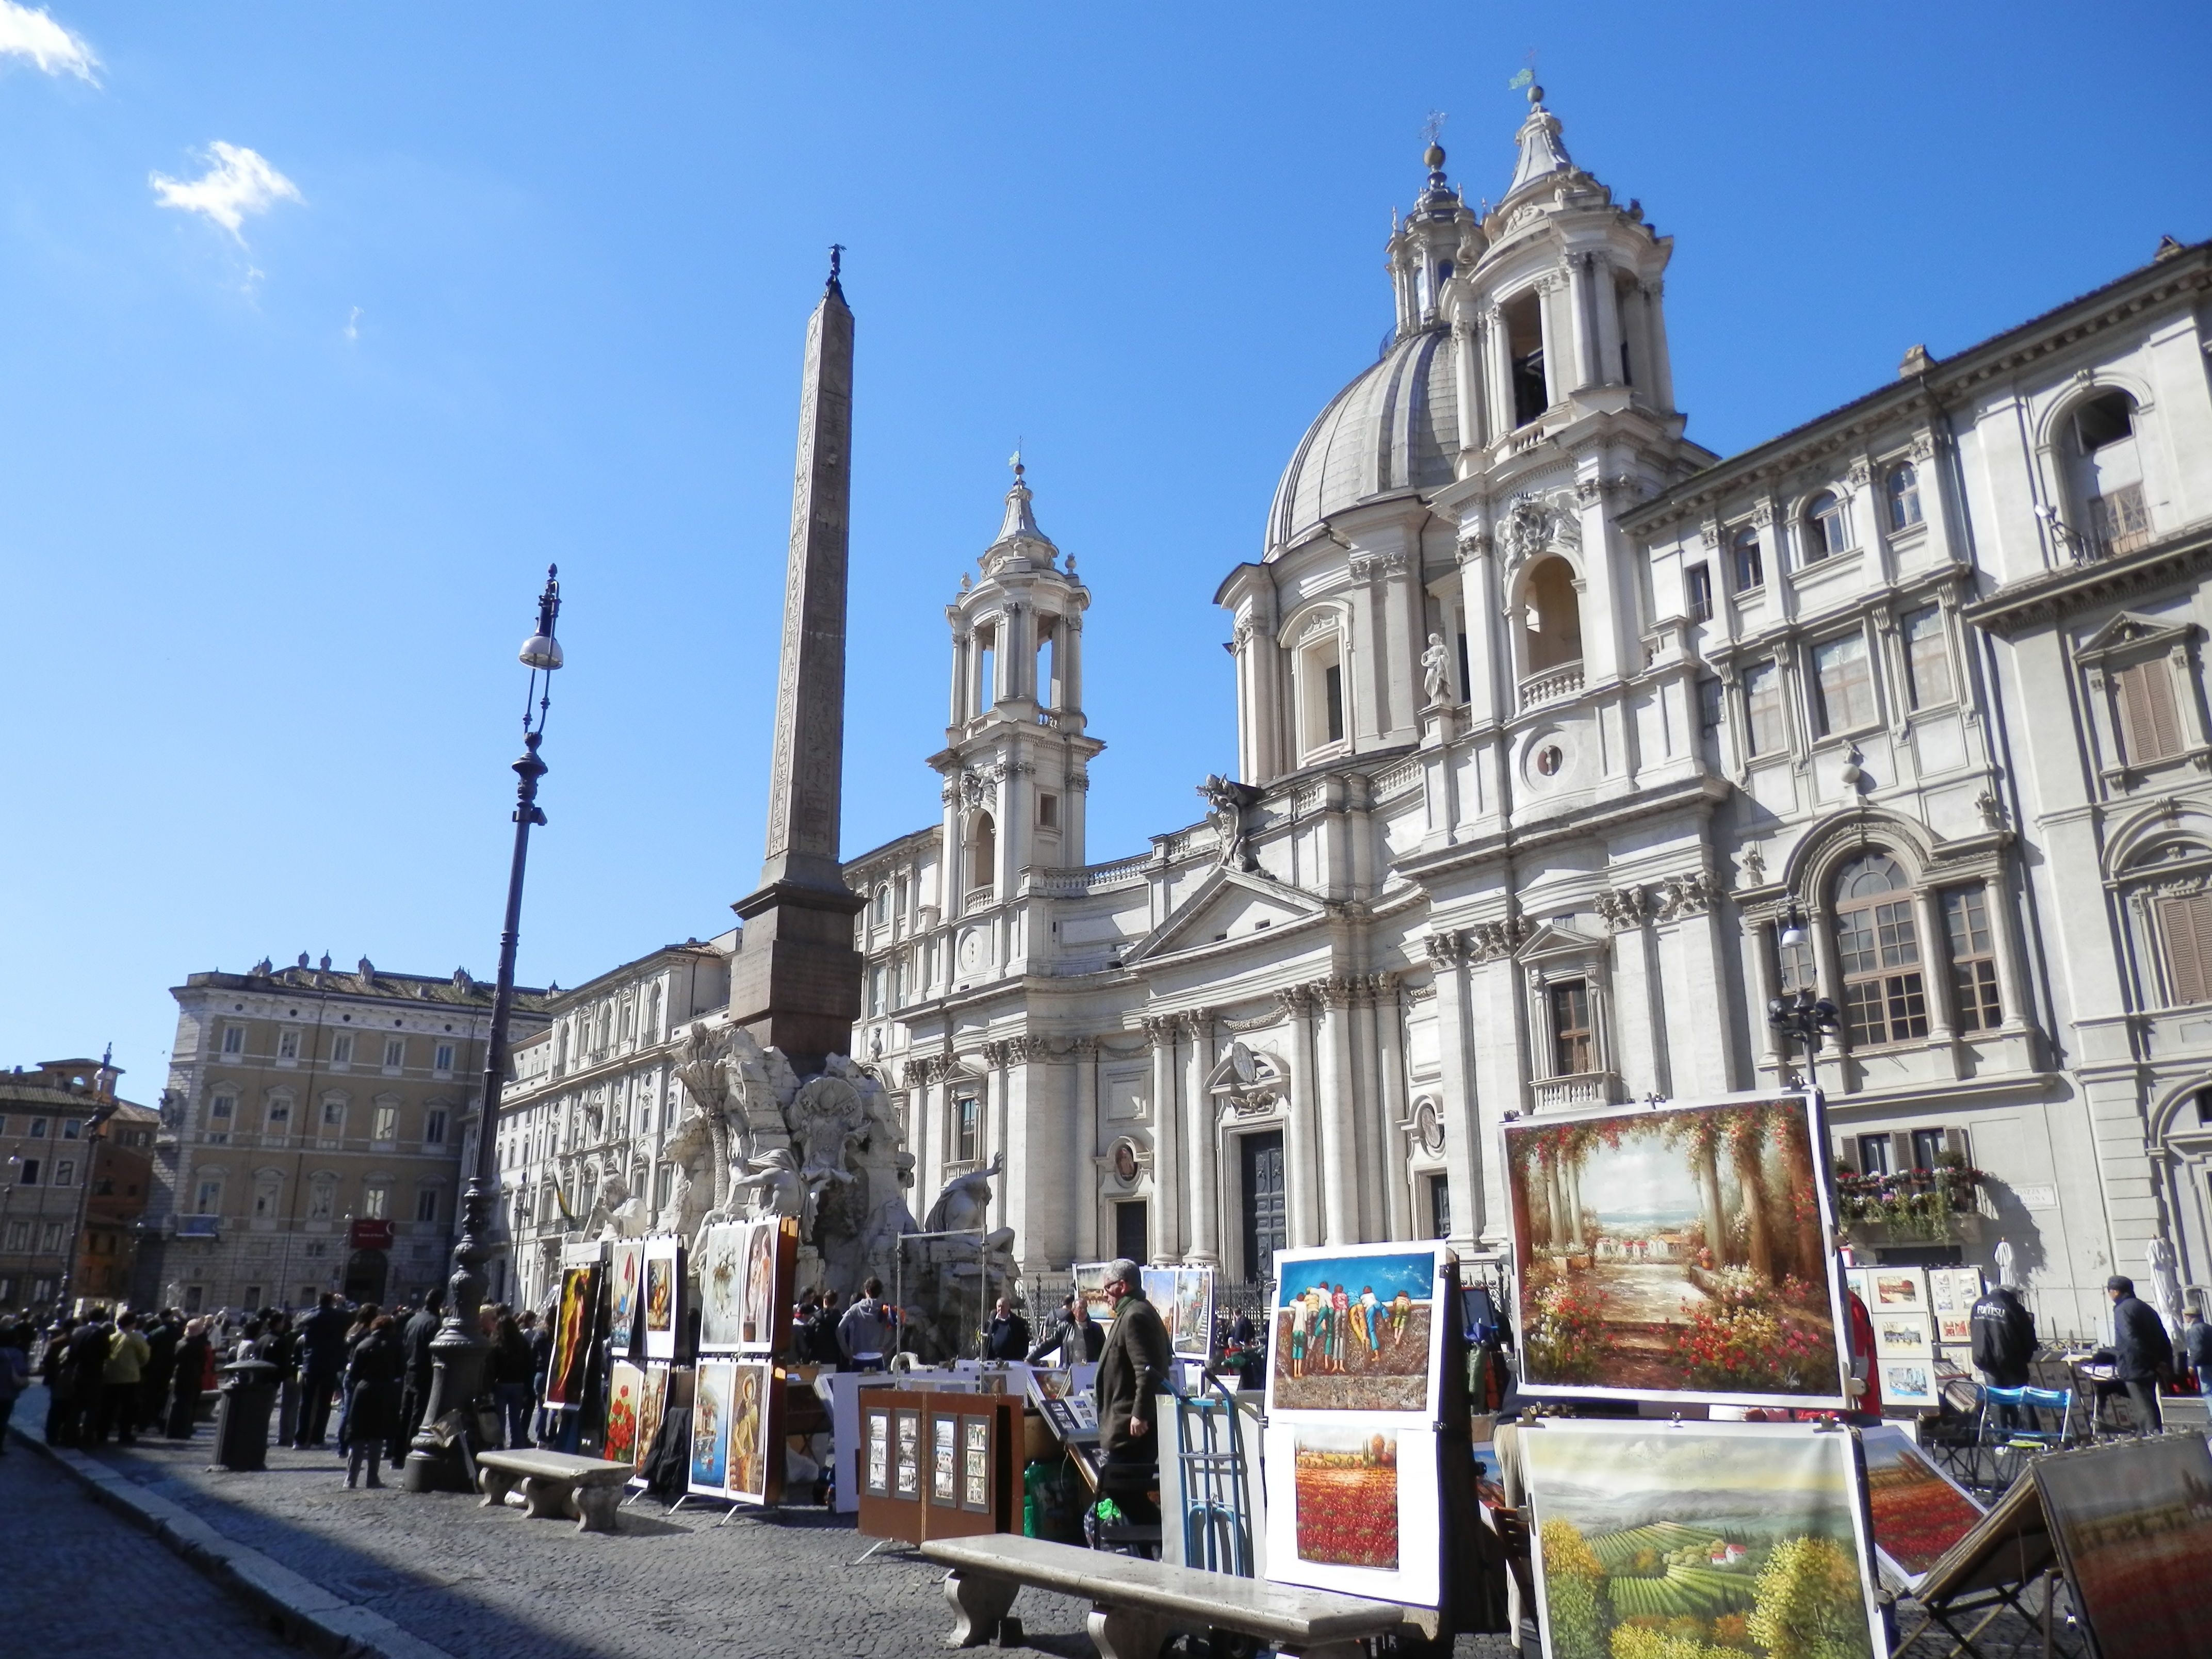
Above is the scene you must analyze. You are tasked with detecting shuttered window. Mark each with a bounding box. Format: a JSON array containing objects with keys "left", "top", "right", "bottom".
[
  {"left": 2157, "top": 890, "right": 2212, "bottom": 1006},
  {"left": 2116, "top": 658, "right": 2183, "bottom": 764}
]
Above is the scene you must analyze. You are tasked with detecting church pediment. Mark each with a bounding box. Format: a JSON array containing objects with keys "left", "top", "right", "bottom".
[
  {"left": 1125, "top": 869, "right": 1324, "bottom": 963},
  {"left": 1514, "top": 918, "right": 1608, "bottom": 965}
]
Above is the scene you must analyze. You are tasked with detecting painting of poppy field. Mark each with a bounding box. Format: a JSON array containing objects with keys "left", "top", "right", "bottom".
[
  {"left": 1293, "top": 1426, "right": 1400, "bottom": 1569},
  {"left": 1504, "top": 1096, "right": 1848, "bottom": 1407},
  {"left": 1859, "top": 1426, "right": 1983, "bottom": 1586}
]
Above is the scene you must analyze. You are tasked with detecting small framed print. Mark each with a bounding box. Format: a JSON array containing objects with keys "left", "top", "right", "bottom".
[
  {"left": 962, "top": 1415, "right": 991, "bottom": 1512},
  {"left": 1873, "top": 1314, "right": 1934, "bottom": 1359},
  {"left": 1937, "top": 1312, "right": 1973, "bottom": 1345},
  {"left": 1868, "top": 1267, "right": 1928, "bottom": 1312},
  {"left": 863, "top": 1407, "right": 891, "bottom": 1498},
  {"left": 893, "top": 1409, "right": 921, "bottom": 1500},
  {"left": 1882, "top": 1359, "right": 1940, "bottom": 1409},
  {"left": 931, "top": 1413, "right": 958, "bottom": 1506}
]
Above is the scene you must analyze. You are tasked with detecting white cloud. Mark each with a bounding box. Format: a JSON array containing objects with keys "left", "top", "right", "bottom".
[
  {"left": 344, "top": 305, "right": 362, "bottom": 340},
  {"left": 0, "top": 2, "right": 98, "bottom": 82},
  {"left": 150, "top": 141, "right": 302, "bottom": 243}
]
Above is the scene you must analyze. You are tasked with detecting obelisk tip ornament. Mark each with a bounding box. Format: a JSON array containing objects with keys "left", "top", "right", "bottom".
[{"left": 730, "top": 251, "right": 866, "bottom": 1075}]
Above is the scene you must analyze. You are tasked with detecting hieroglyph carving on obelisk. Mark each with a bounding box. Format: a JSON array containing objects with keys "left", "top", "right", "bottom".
[{"left": 759, "top": 252, "right": 854, "bottom": 894}]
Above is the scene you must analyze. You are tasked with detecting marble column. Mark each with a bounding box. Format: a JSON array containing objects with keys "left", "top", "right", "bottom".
[
  {"left": 1276, "top": 987, "right": 1321, "bottom": 1248},
  {"left": 1144, "top": 1017, "right": 1181, "bottom": 1262},
  {"left": 1071, "top": 1039, "right": 1100, "bottom": 1262},
  {"left": 1182, "top": 1010, "right": 1218, "bottom": 1265},
  {"left": 1315, "top": 979, "right": 1359, "bottom": 1245},
  {"left": 1375, "top": 973, "right": 1411, "bottom": 1240}
]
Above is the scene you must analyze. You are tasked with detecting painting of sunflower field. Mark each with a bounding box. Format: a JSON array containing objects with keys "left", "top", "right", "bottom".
[
  {"left": 1523, "top": 1422, "right": 1882, "bottom": 1659},
  {"left": 1504, "top": 1096, "right": 1847, "bottom": 1407}
]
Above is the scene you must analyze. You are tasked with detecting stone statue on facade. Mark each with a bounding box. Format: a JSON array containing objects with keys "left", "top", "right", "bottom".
[
  {"left": 1421, "top": 632, "right": 1454, "bottom": 707},
  {"left": 589, "top": 1172, "right": 650, "bottom": 1240},
  {"left": 901, "top": 1153, "right": 1018, "bottom": 1360},
  {"left": 1198, "top": 774, "right": 1264, "bottom": 872}
]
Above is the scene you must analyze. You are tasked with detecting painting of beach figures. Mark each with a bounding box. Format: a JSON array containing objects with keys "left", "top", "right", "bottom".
[
  {"left": 1265, "top": 1242, "right": 1444, "bottom": 1418},
  {"left": 1504, "top": 1096, "right": 1848, "bottom": 1407},
  {"left": 1523, "top": 1421, "right": 1883, "bottom": 1659}
]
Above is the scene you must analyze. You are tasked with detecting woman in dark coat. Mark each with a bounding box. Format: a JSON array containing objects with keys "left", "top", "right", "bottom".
[
  {"left": 489, "top": 1315, "right": 536, "bottom": 1450},
  {"left": 342, "top": 1315, "right": 404, "bottom": 1488},
  {"left": 167, "top": 1318, "right": 214, "bottom": 1440}
]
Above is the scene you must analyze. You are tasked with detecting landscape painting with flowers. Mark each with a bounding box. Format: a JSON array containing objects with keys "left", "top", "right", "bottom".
[{"left": 1504, "top": 1096, "right": 1848, "bottom": 1407}]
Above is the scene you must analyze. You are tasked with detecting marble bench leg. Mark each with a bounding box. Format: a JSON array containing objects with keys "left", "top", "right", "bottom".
[
  {"left": 1086, "top": 1604, "right": 1182, "bottom": 1659},
  {"left": 941, "top": 1570, "right": 1019, "bottom": 1649},
  {"left": 574, "top": 1484, "right": 622, "bottom": 1534},
  {"left": 477, "top": 1466, "right": 520, "bottom": 1508},
  {"left": 520, "top": 1475, "right": 573, "bottom": 1520}
]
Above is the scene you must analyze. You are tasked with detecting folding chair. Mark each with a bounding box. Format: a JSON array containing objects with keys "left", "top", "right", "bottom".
[{"left": 1977, "top": 1384, "right": 2073, "bottom": 1454}]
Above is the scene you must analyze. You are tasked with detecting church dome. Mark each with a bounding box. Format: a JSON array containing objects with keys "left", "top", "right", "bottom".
[{"left": 1266, "top": 322, "right": 1459, "bottom": 556}]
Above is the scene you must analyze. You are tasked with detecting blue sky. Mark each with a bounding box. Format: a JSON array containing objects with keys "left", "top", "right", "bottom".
[{"left": 2, "top": 4, "right": 2206, "bottom": 1094}]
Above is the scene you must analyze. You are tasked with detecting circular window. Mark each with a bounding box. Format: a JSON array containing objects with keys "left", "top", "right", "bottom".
[
  {"left": 1413, "top": 1100, "right": 1445, "bottom": 1156},
  {"left": 1536, "top": 745, "right": 1564, "bottom": 777}
]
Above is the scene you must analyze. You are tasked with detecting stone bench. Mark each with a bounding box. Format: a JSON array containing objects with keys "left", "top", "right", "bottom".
[
  {"left": 921, "top": 1534, "right": 1409, "bottom": 1659},
  {"left": 476, "top": 1448, "right": 633, "bottom": 1534}
]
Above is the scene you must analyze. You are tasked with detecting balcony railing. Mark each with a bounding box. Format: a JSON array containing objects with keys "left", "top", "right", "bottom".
[
  {"left": 174, "top": 1215, "right": 221, "bottom": 1238},
  {"left": 1519, "top": 661, "right": 1585, "bottom": 712},
  {"left": 2088, "top": 484, "right": 2151, "bottom": 559},
  {"left": 1530, "top": 1071, "right": 1617, "bottom": 1112}
]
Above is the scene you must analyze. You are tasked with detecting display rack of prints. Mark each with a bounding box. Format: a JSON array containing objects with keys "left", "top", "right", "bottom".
[
  {"left": 1264, "top": 1241, "right": 1446, "bottom": 1421},
  {"left": 607, "top": 1240, "right": 643, "bottom": 1358},
  {"left": 689, "top": 1358, "right": 735, "bottom": 1496},
  {"left": 695, "top": 1223, "right": 748, "bottom": 1353},
  {"left": 1858, "top": 1424, "right": 1986, "bottom": 1592},
  {"left": 1501, "top": 1093, "right": 1851, "bottom": 1409},
  {"left": 2034, "top": 1434, "right": 2212, "bottom": 1659},
  {"left": 698, "top": 1218, "right": 797, "bottom": 1354},
  {"left": 642, "top": 1235, "right": 684, "bottom": 1361},
  {"left": 543, "top": 1263, "right": 599, "bottom": 1407},
  {"left": 1142, "top": 1265, "right": 1217, "bottom": 1360},
  {"left": 1520, "top": 1420, "right": 1885, "bottom": 1659}
]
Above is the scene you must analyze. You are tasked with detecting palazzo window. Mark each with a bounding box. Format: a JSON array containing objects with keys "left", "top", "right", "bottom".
[
  {"left": 1902, "top": 607, "right": 1954, "bottom": 708},
  {"left": 1803, "top": 491, "right": 1852, "bottom": 562},
  {"left": 1834, "top": 853, "right": 1929, "bottom": 1047},
  {"left": 278, "top": 1029, "right": 300, "bottom": 1061},
  {"left": 1731, "top": 527, "right": 1764, "bottom": 593},
  {"left": 1297, "top": 630, "right": 1347, "bottom": 756},
  {"left": 307, "top": 1176, "right": 336, "bottom": 1221},
  {"left": 1885, "top": 464, "right": 1923, "bottom": 532},
  {"left": 1942, "top": 886, "right": 2003, "bottom": 1031},
  {"left": 208, "top": 1093, "right": 235, "bottom": 1143},
  {"left": 2064, "top": 391, "right": 2151, "bottom": 559},
  {"left": 331, "top": 1034, "right": 353, "bottom": 1066},
  {"left": 2115, "top": 658, "right": 2184, "bottom": 765},
  {"left": 1744, "top": 661, "right": 1786, "bottom": 756},
  {"left": 361, "top": 1183, "right": 390, "bottom": 1221},
  {"left": 1811, "top": 631, "right": 1878, "bottom": 736},
  {"left": 1685, "top": 562, "right": 1713, "bottom": 623},
  {"left": 953, "top": 1096, "right": 981, "bottom": 1165},
  {"left": 1549, "top": 980, "right": 1595, "bottom": 1075},
  {"left": 2154, "top": 888, "right": 2212, "bottom": 1006}
]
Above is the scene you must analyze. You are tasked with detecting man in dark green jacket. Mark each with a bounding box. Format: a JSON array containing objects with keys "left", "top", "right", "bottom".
[{"left": 1093, "top": 1259, "right": 1172, "bottom": 1525}]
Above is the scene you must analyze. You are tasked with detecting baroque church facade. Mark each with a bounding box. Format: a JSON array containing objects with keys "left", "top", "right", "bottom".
[{"left": 499, "top": 91, "right": 2212, "bottom": 1340}]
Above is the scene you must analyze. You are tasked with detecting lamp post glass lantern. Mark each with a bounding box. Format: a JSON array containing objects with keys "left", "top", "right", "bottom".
[{"left": 403, "top": 566, "right": 562, "bottom": 1493}]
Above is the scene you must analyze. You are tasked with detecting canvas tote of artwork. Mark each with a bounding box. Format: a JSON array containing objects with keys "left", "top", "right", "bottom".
[
  {"left": 1265, "top": 1243, "right": 1445, "bottom": 1420},
  {"left": 1521, "top": 1420, "right": 1884, "bottom": 1659},
  {"left": 642, "top": 1236, "right": 682, "bottom": 1361},
  {"left": 607, "top": 1239, "right": 643, "bottom": 1356},
  {"left": 1501, "top": 1094, "right": 1850, "bottom": 1409},
  {"left": 2035, "top": 1435, "right": 2212, "bottom": 1659},
  {"left": 1858, "top": 1424, "right": 1985, "bottom": 1590}
]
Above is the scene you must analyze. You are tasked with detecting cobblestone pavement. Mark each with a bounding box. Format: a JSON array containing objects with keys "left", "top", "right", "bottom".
[{"left": 3, "top": 1422, "right": 304, "bottom": 1657}]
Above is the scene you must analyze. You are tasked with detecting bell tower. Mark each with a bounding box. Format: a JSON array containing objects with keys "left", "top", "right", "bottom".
[{"left": 931, "top": 462, "right": 1103, "bottom": 942}]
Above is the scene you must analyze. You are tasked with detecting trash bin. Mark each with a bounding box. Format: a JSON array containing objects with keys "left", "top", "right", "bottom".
[{"left": 214, "top": 1358, "right": 281, "bottom": 1471}]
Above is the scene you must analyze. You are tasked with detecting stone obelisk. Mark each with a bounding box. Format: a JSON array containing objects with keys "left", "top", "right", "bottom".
[{"left": 729, "top": 250, "right": 865, "bottom": 1075}]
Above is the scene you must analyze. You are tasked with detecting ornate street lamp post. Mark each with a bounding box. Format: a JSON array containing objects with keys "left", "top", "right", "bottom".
[{"left": 404, "top": 567, "right": 563, "bottom": 1493}]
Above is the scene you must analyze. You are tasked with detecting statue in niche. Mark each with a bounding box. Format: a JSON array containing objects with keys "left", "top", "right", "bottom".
[{"left": 1421, "top": 632, "right": 1455, "bottom": 706}]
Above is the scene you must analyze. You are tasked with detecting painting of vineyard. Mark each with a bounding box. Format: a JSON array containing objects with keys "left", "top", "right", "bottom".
[
  {"left": 1860, "top": 1425, "right": 1982, "bottom": 1586},
  {"left": 1292, "top": 1426, "right": 1400, "bottom": 1569},
  {"left": 1504, "top": 1096, "right": 1847, "bottom": 1404},
  {"left": 2035, "top": 1435, "right": 2212, "bottom": 1659},
  {"left": 1523, "top": 1423, "right": 1880, "bottom": 1659}
]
